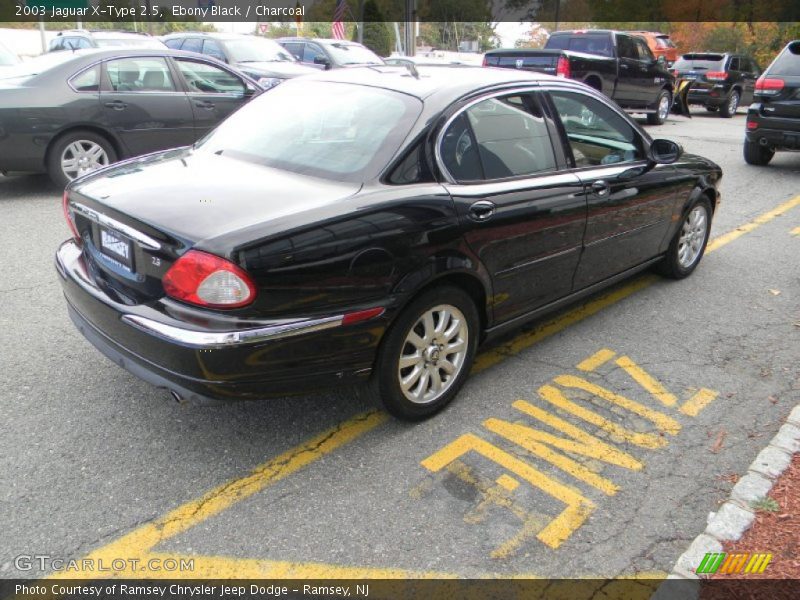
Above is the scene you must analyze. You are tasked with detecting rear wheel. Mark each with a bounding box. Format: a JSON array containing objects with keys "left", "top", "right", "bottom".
[
  {"left": 47, "top": 130, "right": 117, "bottom": 188},
  {"left": 743, "top": 139, "right": 774, "bottom": 165},
  {"left": 373, "top": 286, "right": 479, "bottom": 420},
  {"left": 656, "top": 197, "right": 712, "bottom": 279},
  {"left": 647, "top": 90, "right": 672, "bottom": 125},
  {"left": 719, "top": 91, "right": 739, "bottom": 118}
]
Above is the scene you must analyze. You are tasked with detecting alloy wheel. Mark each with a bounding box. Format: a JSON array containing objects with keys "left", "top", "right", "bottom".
[
  {"left": 677, "top": 205, "right": 709, "bottom": 268},
  {"left": 658, "top": 94, "right": 670, "bottom": 121},
  {"left": 398, "top": 304, "right": 468, "bottom": 405},
  {"left": 60, "top": 140, "right": 110, "bottom": 180}
]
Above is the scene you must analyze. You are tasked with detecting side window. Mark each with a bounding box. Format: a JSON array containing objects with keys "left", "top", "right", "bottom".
[
  {"left": 728, "top": 56, "right": 741, "bottom": 71},
  {"left": 76, "top": 37, "right": 93, "bottom": 49},
  {"left": 304, "top": 44, "right": 326, "bottom": 64},
  {"left": 49, "top": 38, "right": 63, "bottom": 51},
  {"left": 441, "top": 94, "right": 556, "bottom": 182},
  {"left": 616, "top": 35, "right": 637, "bottom": 60},
  {"left": 202, "top": 39, "right": 226, "bottom": 61},
  {"left": 106, "top": 57, "right": 176, "bottom": 92},
  {"left": 549, "top": 90, "right": 644, "bottom": 168},
  {"left": 69, "top": 64, "right": 101, "bottom": 92},
  {"left": 164, "top": 38, "right": 184, "bottom": 50},
  {"left": 283, "top": 42, "right": 303, "bottom": 61},
  {"left": 387, "top": 138, "right": 434, "bottom": 184},
  {"left": 634, "top": 39, "right": 653, "bottom": 62},
  {"left": 181, "top": 37, "right": 203, "bottom": 54},
  {"left": 176, "top": 59, "right": 246, "bottom": 94}
]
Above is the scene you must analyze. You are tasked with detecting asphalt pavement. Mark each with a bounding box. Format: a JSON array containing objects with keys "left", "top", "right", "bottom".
[{"left": 1, "top": 109, "right": 799, "bottom": 582}]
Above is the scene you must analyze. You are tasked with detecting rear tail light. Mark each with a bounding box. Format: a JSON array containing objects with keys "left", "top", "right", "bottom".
[
  {"left": 755, "top": 76, "right": 785, "bottom": 95},
  {"left": 705, "top": 71, "right": 728, "bottom": 81},
  {"left": 162, "top": 250, "right": 257, "bottom": 309},
  {"left": 62, "top": 190, "right": 80, "bottom": 242},
  {"left": 481, "top": 55, "right": 488, "bottom": 67},
  {"left": 556, "top": 56, "right": 571, "bottom": 79},
  {"left": 746, "top": 120, "right": 758, "bottom": 130}
]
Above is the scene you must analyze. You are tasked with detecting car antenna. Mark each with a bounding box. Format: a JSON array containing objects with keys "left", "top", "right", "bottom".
[{"left": 404, "top": 61, "right": 420, "bottom": 79}]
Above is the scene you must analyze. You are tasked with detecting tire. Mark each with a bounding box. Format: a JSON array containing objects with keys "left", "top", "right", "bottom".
[
  {"left": 743, "top": 139, "right": 774, "bottom": 165},
  {"left": 719, "top": 91, "right": 739, "bottom": 118},
  {"left": 655, "top": 197, "right": 713, "bottom": 280},
  {"left": 46, "top": 129, "right": 117, "bottom": 188},
  {"left": 647, "top": 90, "right": 672, "bottom": 125},
  {"left": 705, "top": 105, "right": 719, "bottom": 112},
  {"left": 373, "top": 286, "right": 479, "bottom": 420}
]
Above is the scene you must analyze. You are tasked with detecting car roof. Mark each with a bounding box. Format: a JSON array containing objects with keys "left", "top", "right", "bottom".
[{"left": 293, "top": 64, "right": 563, "bottom": 102}]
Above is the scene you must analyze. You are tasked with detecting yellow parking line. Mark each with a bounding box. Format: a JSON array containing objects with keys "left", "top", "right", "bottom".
[
  {"left": 577, "top": 348, "right": 617, "bottom": 371},
  {"left": 615, "top": 355, "right": 678, "bottom": 407},
  {"left": 679, "top": 388, "right": 719, "bottom": 417},
  {"left": 46, "top": 411, "right": 387, "bottom": 580},
  {"left": 54, "top": 194, "right": 800, "bottom": 579},
  {"left": 706, "top": 195, "right": 800, "bottom": 252}
]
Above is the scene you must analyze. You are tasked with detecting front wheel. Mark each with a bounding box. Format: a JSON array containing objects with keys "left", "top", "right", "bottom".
[
  {"left": 374, "top": 286, "right": 479, "bottom": 420},
  {"left": 656, "top": 198, "right": 712, "bottom": 279},
  {"left": 647, "top": 90, "right": 672, "bottom": 125}
]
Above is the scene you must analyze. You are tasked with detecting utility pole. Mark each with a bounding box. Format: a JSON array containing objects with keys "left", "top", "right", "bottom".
[
  {"left": 357, "top": 0, "right": 364, "bottom": 44},
  {"left": 404, "top": 0, "right": 415, "bottom": 56}
]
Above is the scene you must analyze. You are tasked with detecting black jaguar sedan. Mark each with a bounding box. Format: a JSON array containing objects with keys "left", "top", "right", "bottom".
[
  {"left": 56, "top": 66, "right": 722, "bottom": 420},
  {"left": 0, "top": 48, "right": 262, "bottom": 187}
]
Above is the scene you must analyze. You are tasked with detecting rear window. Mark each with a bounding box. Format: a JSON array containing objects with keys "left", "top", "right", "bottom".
[
  {"left": 546, "top": 34, "right": 613, "bottom": 57},
  {"left": 195, "top": 81, "right": 421, "bottom": 183},
  {"left": 768, "top": 42, "right": 800, "bottom": 76},
  {"left": 673, "top": 54, "right": 725, "bottom": 70},
  {"left": 484, "top": 54, "right": 555, "bottom": 68}
]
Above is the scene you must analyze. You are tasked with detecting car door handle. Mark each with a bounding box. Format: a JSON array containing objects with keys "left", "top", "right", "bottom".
[
  {"left": 591, "top": 180, "right": 610, "bottom": 197},
  {"left": 620, "top": 63, "right": 629, "bottom": 70},
  {"left": 468, "top": 200, "right": 496, "bottom": 221},
  {"left": 194, "top": 100, "right": 215, "bottom": 110},
  {"left": 104, "top": 101, "right": 127, "bottom": 110}
]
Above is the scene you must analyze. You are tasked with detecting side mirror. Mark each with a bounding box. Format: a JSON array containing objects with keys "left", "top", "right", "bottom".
[
  {"left": 649, "top": 139, "right": 683, "bottom": 164},
  {"left": 657, "top": 55, "right": 666, "bottom": 65},
  {"left": 314, "top": 55, "right": 332, "bottom": 69}
]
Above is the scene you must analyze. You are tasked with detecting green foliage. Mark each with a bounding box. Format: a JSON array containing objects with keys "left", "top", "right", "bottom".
[
  {"left": 750, "top": 497, "right": 780, "bottom": 513},
  {"left": 360, "top": 0, "right": 392, "bottom": 56}
]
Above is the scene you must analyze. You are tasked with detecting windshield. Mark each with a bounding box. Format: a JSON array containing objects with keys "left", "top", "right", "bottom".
[
  {"left": 195, "top": 81, "right": 420, "bottom": 182},
  {"left": 546, "top": 34, "right": 613, "bottom": 57},
  {"left": 95, "top": 37, "right": 166, "bottom": 49},
  {"left": 0, "top": 50, "right": 79, "bottom": 80},
  {"left": 224, "top": 38, "right": 295, "bottom": 63},
  {"left": 326, "top": 42, "right": 383, "bottom": 65},
  {"left": 674, "top": 54, "right": 725, "bottom": 70}
]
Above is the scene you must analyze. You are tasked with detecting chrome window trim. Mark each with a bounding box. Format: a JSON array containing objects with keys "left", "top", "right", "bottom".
[
  {"left": 70, "top": 202, "right": 162, "bottom": 250},
  {"left": 122, "top": 314, "right": 344, "bottom": 348},
  {"left": 435, "top": 84, "right": 553, "bottom": 185}
]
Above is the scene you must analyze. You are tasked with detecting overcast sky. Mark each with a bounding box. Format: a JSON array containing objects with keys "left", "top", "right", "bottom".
[{"left": 215, "top": 21, "right": 532, "bottom": 48}]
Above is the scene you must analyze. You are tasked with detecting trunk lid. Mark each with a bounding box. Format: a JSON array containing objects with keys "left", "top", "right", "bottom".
[{"left": 67, "top": 149, "right": 361, "bottom": 305}]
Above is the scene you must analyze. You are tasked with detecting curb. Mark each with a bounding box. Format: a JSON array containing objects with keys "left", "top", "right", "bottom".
[{"left": 652, "top": 404, "right": 800, "bottom": 599}]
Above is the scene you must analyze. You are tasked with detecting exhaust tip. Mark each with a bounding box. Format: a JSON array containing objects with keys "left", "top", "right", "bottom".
[{"left": 759, "top": 137, "right": 769, "bottom": 146}]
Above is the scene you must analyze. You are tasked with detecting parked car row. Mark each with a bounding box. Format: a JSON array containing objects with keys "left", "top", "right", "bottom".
[{"left": 484, "top": 30, "right": 677, "bottom": 125}]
